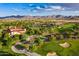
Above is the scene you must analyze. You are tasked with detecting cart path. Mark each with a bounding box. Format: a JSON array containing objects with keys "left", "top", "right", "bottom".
[{"left": 11, "top": 46, "right": 41, "bottom": 56}]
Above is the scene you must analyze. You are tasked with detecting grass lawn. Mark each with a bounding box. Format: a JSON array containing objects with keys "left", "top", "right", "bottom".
[
  {"left": 0, "top": 46, "right": 26, "bottom": 56},
  {"left": 35, "top": 39, "right": 79, "bottom": 56}
]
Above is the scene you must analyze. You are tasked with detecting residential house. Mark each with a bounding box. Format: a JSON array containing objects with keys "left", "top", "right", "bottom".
[{"left": 8, "top": 26, "right": 26, "bottom": 36}]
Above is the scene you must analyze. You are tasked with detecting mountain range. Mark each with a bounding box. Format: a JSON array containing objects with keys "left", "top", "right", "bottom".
[{"left": 0, "top": 15, "right": 79, "bottom": 19}]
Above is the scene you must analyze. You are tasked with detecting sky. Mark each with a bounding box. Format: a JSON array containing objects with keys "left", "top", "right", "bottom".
[{"left": 0, "top": 3, "right": 79, "bottom": 16}]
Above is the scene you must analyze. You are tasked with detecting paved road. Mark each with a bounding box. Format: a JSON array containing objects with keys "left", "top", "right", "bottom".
[{"left": 11, "top": 46, "right": 41, "bottom": 56}]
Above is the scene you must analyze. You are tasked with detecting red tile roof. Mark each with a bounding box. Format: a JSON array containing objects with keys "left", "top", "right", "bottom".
[{"left": 8, "top": 27, "right": 26, "bottom": 34}]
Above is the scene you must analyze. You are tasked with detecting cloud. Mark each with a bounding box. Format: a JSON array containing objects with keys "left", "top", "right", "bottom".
[
  {"left": 44, "top": 8, "right": 53, "bottom": 11},
  {"left": 36, "top": 6, "right": 43, "bottom": 10},
  {"left": 30, "top": 5, "right": 66, "bottom": 13},
  {"left": 31, "top": 6, "right": 43, "bottom": 12},
  {"left": 32, "top": 9, "right": 38, "bottom": 12},
  {"left": 50, "top": 6, "right": 65, "bottom": 10},
  {"left": 29, "top": 4, "right": 33, "bottom": 6},
  {"left": 74, "top": 11, "right": 79, "bottom": 13},
  {"left": 12, "top": 7, "right": 29, "bottom": 12},
  {"left": 36, "top": 5, "right": 65, "bottom": 11},
  {"left": 41, "top": 5, "right": 65, "bottom": 11},
  {"left": 11, "top": 14, "right": 18, "bottom": 16},
  {"left": 44, "top": 5, "right": 48, "bottom": 8}
]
